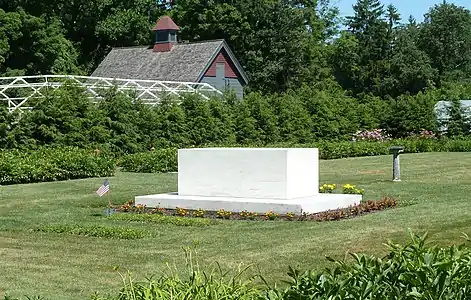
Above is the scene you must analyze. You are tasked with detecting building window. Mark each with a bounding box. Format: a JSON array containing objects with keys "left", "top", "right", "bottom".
[
  {"left": 156, "top": 31, "right": 168, "bottom": 43},
  {"left": 216, "top": 63, "right": 225, "bottom": 79},
  {"left": 169, "top": 33, "right": 177, "bottom": 42}
]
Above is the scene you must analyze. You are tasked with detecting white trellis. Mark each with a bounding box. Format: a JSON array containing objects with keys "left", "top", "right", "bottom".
[{"left": 0, "top": 75, "right": 223, "bottom": 112}]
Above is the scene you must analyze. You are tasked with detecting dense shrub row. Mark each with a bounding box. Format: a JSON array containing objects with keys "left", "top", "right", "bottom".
[
  {"left": 119, "top": 148, "right": 177, "bottom": 173},
  {"left": 119, "top": 138, "right": 471, "bottom": 173},
  {"left": 3, "top": 137, "right": 470, "bottom": 184},
  {"left": 0, "top": 147, "right": 115, "bottom": 185},
  {"left": 3, "top": 81, "right": 471, "bottom": 155},
  {"left": 2, "top": 83, "right": 471, "bottom": 182}
]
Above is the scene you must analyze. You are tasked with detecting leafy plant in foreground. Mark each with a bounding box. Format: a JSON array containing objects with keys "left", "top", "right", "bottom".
[
  {"left": 93, "top": 246, "right": 263, "bottom": 300},
  {"left": 273, "top": 231, "right": 471, "bottom": 299}
]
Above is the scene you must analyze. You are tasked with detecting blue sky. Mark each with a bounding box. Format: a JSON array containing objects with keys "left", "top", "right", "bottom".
[{"left": 336, "top": 0, "right": 471, "bottom": 22}]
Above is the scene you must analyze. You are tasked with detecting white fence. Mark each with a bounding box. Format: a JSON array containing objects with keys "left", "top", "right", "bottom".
[{"left": 0, "top": 75, "right": 222, "bottom": 112}]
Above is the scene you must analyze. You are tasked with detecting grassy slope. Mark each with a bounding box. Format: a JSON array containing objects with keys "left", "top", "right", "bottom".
[{"left": 1, "top": 153, "right": 471, "bottom": 299}]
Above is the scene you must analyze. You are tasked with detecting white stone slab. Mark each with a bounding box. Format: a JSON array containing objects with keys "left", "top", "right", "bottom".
[
  {"left": 135, "top": 193, "right": 361, "bottom": 215},
  {"left": 178, "top": 148, "right": 319, "bottom": 199}
]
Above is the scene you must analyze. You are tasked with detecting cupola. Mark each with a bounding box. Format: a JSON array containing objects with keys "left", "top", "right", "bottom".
[{"left": 152, "top": 16, "right": 180, "bottom": 52}]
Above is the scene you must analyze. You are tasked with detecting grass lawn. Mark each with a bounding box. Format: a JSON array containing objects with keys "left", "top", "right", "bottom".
[{"left": 1, "top": 152, "right": 471, "bottom": 299}]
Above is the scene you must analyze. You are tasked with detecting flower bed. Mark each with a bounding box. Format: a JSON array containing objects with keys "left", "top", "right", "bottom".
[
  {"left": 112, "top": 196, "right": 397, "bottom": 222},
  {"left": 319, "top": 183, "right": 364, "bottom": 194}
]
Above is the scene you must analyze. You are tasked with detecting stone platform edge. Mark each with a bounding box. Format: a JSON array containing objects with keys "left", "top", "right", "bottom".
[{"left": 135, "top": 193, "right": 362, "bottom": 215}]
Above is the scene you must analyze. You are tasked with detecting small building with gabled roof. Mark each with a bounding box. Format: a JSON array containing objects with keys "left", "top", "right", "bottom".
[{"left": 91, "top": 16, "right": 248, "bottom": 99}]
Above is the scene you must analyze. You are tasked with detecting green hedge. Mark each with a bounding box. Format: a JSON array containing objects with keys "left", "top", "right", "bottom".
[
  {"left": 118, "top": 148, "right": 177, "bottom": 173},
  {"left": 119, "top": 138, "right": 471, "bottom": 173},
  {"left": 4, "top": 139, "right": 470, "bottom": 183},
  {"left": 1, "top": 84, "right": 447, "bottom": 155},
  {"left": 0, "top": 147, "right": 115, "bottom": 185}
]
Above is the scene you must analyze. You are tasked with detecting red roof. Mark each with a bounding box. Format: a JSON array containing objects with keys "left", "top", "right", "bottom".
[{"left": 152, "top": 16, "right": 180, "bottom": 31}]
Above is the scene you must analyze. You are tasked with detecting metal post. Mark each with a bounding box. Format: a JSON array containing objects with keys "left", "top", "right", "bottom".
[{"left": 389, "top": 146, "right": 404, "bottom": 182}]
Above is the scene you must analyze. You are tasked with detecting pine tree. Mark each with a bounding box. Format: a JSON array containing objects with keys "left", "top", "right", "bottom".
[
  {"left": 346, "top": 0, "right": 388, "bottom": 62},
  {"left": 445, "top": 99, "right": 469, "bottom": 137},
  {"left": 386, "top": 4, "right": 401, "bottom": 58}
]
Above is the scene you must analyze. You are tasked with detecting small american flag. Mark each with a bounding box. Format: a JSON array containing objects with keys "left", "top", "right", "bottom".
[{"left": 96, "top": 179, "right": 110, "bottom": 197}]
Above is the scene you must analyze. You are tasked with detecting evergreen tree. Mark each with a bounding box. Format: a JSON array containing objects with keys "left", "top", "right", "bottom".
[
  {"left": 180, "top": 94, "right": 218, "bottom": 145},
  {"left": 208, "top": 96, "right": 237, "bottom": 145},
  {"left": 385, "top": 4, "right": 401, "bottom": 59},
  {"left": 0, "top": 104, "right": 14, "bottom": 148},
  {"left": 336, "top": 0, "right": 391, "bottom": 96},
  {"left": 419, "top": 3, "right": 471, "bottom": 80},
  {"left": 383, "top": 93, "right": 438, "bottom": 138},
  {"left": 154, "top": 97, "right": 190, "bottom": 148},
  {"left": 270, "top": 91, "right": 313, "bottom": 143},
  {"left": 445, "top": 99, "right": 469, "bottom": 137},
  {"left": 346, "top": 0, "right": 388, "bottom": 62},
  {"left": 383, "top": 23, "right": 438, "bottom": 97}
]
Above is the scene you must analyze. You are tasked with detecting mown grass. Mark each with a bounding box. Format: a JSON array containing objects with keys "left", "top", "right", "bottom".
[
  {"left": 107, "top": 212, "right": 218, "bottom": 226},
  {"left": 1, "top": 153, "right": 471, "bottom": 299}
]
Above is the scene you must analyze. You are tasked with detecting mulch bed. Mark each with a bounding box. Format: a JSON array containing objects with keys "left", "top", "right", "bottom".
[{"left": 114, "top": 196, "right": 398, "bottom": 222}]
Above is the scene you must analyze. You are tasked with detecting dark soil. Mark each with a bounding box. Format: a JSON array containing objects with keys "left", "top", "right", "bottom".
[{"left": 115, "top": 196, "right": 398, "bottom": 222}]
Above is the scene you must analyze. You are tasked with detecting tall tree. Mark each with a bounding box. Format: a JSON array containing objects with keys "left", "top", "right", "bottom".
[
  {"left": 385, "top": 4, "right": 401, "bottom": 58},
  {"left": 333, "top": 0, "right": 438, "bottom": 97},
  {"left": 332, "top": 0, "right": 392, "bottom": 96},
  {"left": 330, "top": 31, "right": 361, "bottom": 92},
  {"left": 346, "top": 0, "right": 388, "bottom": 62},
  {"left": 384, "top": 23, "right": 438, "bottom": 97},
  {"left": 444, "top": 99, "right": 470, "bottom": 137},
  {"left": 1, "top": 0, "right": 165, "bottom": 73},
  {"left": 172, "top": 0, "right": 334, "bottom": 93},
  {"left": 0, "top": 8, "right": 79, "bottom": 76},
  {"left": 419, "top": 3, "right": 471, "bottom": 79},
  {"left": 2, "top": 0, "right": 339, "bottom": 93}
]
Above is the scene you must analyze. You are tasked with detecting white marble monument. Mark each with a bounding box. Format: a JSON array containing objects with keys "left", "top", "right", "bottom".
[{"left": 135, "top": 148, "right": 362, "bottom": 214}]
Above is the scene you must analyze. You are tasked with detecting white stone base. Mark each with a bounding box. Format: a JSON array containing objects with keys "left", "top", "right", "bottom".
[{"left": 135, "top": 193, "right": 362, "bottom": 215}]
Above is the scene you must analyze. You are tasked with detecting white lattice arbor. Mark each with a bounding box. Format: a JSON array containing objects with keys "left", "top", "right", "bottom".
[{"left": 0, "top": 75, "right": 222, "bottom": 112}]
